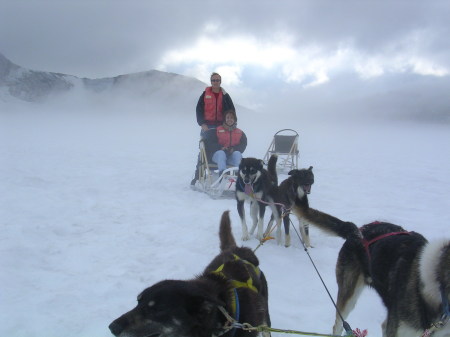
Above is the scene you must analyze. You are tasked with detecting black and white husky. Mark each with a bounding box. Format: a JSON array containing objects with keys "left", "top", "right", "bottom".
[
  {"left": 265, "top": 167, "right": 314, "bottom": 247},
  {"left": 235, "top": 155, "right": 280, "bottom": 242},
  {"left": 293, "top": 195, "right": 450, "bottom": 337}
]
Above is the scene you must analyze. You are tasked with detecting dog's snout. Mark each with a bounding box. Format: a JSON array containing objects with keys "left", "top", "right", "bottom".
[
  {"left": 108, "top": 320, "right": 124, "bottom": 336},
  {"left": 302, "top": 185, "right": 312, "bottom": 194}
]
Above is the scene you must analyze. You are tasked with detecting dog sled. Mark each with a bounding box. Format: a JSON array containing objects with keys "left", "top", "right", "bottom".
[
  {"left": 191, "top": 128, "right": 300, "bottom": 198},
  {"left": 263, "top": 129, "right": 299, "bottom": 172},
  {"left": 191, "top": 136, "right": 238, "bottom": 199}
]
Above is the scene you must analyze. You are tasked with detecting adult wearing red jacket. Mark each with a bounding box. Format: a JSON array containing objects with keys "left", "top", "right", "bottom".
[
  {"left": 196, "top": 72, "right": 235, "bottom": 134},
  {"left": 207, "top": 110, "right": 247, "bottom": 174}
]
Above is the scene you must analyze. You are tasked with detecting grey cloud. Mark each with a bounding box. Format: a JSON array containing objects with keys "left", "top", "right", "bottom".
[{"left": 2, "top": 0, "right": 450, "bottom": 77}]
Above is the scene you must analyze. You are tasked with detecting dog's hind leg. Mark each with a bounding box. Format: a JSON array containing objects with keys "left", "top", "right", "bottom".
[
  {"left": 259, "top": 198, "right": 281, "bottom": 244},
  {"left": 266, "top": 201, "right": 282, "bottom": 245},
  {"left": 264, "top": 214, "right": 275, "bottom": 237},
  {"left": 283, "top": 215, "right": 291, "bottom": 247},
  {"left": 299, "top": 218, "right": 311, "bottom": 248},
  {"left": 274, "top": 218, "right": 282, "bottom": 245},
  {"left": 332, "top": 250, "right": 366, "bottom": 336},
  {"left": 385, "top": 311, "right": 408, "bottom": 337},
  {"left": 237, "top": 199, "right": 250, "bottom": 241}
]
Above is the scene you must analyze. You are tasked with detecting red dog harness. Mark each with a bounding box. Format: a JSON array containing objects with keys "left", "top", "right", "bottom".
[{"left": 361, "top": 222, "right": 411, "bottom": 261}]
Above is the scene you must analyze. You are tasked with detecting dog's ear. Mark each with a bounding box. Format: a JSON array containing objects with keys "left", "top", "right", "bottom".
[
  {"left": 288, "top": 169, "right": 299, "bottom": 176},
  {"left": 308, "top": 166, "right": 313, "bottom": 171},
  {"left": 258, "top": 159, "right": 264, "bottom": 169}
]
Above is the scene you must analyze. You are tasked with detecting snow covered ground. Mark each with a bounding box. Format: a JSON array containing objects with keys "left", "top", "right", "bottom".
[{"left": 1, "top": 104, "right": 449, "bottom": 337}]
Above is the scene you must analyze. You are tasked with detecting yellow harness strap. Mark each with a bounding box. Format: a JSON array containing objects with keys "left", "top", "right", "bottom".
[
  {"left": 211, "top": 254, "right": 260, "bottom": 319},
  {"left": 212, "top": 254, "right": 260, "bottom": 292}
]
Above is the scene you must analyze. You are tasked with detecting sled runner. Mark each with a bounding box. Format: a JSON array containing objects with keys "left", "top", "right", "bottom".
[
  {"left": 263, "top": 129, "right": 299, "bottom": 172},
  {"left": 191, "top": 137, "right": 238, "bottom": 199}
]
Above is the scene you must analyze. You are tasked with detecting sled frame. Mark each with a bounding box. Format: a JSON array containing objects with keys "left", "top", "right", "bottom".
[{"left": 263, "top": 129, "right": 299, "bottom": 172}]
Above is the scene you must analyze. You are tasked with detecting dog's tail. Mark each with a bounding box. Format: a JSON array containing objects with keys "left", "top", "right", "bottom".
[
  {"left": 220, "top": 211, "right": 237, "bottom": 251},
  {"left": 292, "top": 195, "right": 360, "bottom": 240},
  {"left": 267, "top": 154, "right": 278, "bottom": 185}
]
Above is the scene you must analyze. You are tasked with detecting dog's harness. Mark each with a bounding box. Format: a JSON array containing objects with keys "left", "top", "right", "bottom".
[
  {"left": 240, "top": 181, "right": 289, "bottom": 214},
  {"left": 360, "top": 222, "right": 411, "bottom": 262},
  {"left": 211, "top": 254, "right": 260, "bottom": 337},
  {"left": 362, "top": 231, "right": 412, "bottom": 260},
  {"left": 212, "top": 254, "right": 260, "bottom": 293}
]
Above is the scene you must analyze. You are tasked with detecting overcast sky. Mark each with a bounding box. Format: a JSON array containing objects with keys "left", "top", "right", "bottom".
[{"left": 1, "top": 0, "right": 450, "bottom": 116}]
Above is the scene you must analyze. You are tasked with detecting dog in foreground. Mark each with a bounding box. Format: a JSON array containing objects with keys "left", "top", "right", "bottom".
[
  {"left": 109, "top": 211, "right": 271, "bottom": 337},
  {"left": 293, "top": 195, "right": 450, "bottom": 337}
]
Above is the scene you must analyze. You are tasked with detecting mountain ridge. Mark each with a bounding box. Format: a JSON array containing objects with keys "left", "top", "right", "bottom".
[{"left": 0, "top": 52, "right": 206, "bottom": 104}]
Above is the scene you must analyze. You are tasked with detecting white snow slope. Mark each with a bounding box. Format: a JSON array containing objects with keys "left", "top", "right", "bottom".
[{"left": 1, "top": 104, "right": 449, "bottom": 337}]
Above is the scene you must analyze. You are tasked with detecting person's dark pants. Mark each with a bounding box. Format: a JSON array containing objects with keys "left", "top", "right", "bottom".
[{"left": 191, "top": 126, "right": 218, "bottom": 185}]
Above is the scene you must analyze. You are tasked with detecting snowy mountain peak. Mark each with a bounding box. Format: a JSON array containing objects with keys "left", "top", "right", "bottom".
[
  {"left": 0, "top": 52, "right": 206, "bottom": 104},
  {"left": 0, "top": 52, "right": 20, "bottom": 78}
]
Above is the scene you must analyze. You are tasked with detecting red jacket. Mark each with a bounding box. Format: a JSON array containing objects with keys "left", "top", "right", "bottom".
[
  {"left": 196, "top": 87, "right": 235, "bottom": 127},
  {"left": 203, "top": 127, "right": 247, "bottom": 160},
  {"left": 203, "top": 87, "right": 223, "bottom": 124},
  {"left": 216, "top": 125, "right": 243, "bottom": 148}
]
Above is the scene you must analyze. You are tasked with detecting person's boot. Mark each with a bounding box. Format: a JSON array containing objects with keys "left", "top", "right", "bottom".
[{"left": 190, "top": 167, "right": 199, "bottom": 186}]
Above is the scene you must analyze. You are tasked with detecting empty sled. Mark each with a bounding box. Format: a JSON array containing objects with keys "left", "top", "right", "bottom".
[{"left": 263, "top": 129, "right": 299, "bottom": 172}]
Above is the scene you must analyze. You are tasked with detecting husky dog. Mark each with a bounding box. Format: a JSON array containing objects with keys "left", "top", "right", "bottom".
[
  {"left": 235, "top": 155, "right": 280, "bottom": 242},
  {"left": 109, "top": 211, "right": 271, "bottom": 337},
  {"left": 292, "top": 196, "right": 450, "bottom": 337},
  {"left": 267, "top": 167, "right": 314, "bottom": 247}
]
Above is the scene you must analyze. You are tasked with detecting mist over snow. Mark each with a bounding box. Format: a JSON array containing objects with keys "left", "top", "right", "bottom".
[
  {"left": 1, "top": 85, "right": 450, "bottom": 337},
  {"left": 1, "top": 51, "right": 450, "bottom": 123},
  {"left": 255, "top": 72, "right": 450, "bottom": 123}
]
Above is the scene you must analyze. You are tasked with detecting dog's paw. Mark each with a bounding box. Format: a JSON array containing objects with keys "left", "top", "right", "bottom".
[
  {"left": 275, "top": 228, "right": 282, "bottom": 245},
  {"left": 241, "top": 234, "right": 250, "bottom": 241},
  {"left": 304, "top": 238, "right": 312, "bottom": 248},
  {"left": 285, "top": 234, "right": 291, "bottom": 248}
]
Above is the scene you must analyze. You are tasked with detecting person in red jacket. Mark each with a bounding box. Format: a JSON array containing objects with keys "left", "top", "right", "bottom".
[
  {"left": 207, "top": 110, "right": 247, "bottom": 175},
  {"left": 196, "top": 72, "right": 235, "bottom": 135}
]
